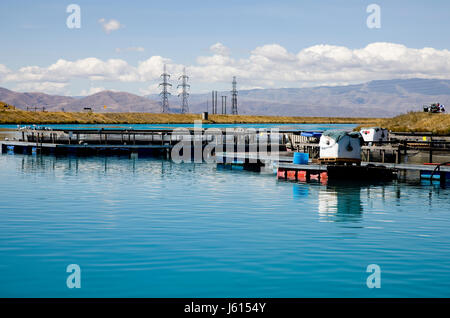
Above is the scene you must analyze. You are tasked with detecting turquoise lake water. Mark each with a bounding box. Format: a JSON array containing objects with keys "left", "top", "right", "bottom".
[
  {"left": 1, "top": 123, "right": 450, "bottom": 297},
  {"left": 1, "top": 153, "right": 450, "bottom": 298}
]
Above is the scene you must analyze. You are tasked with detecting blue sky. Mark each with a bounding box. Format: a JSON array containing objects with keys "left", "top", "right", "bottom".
[{"left": 0, "top": 0, "right": 449, "bottom": 95}]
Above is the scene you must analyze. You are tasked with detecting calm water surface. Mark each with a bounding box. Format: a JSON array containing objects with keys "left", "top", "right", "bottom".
[{"left": 0, "top": 153, "right": 449, "bottom": 297}]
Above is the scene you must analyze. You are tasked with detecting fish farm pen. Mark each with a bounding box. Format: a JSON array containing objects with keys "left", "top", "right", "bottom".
[
  {"left": 2, "top": 127, "right": 450, "bottom": 187},
  {"left": 0, "top": 127, "right": 286, "bottom": 156}
]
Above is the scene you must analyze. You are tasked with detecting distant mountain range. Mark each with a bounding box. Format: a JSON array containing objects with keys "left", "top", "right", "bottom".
[
  {"left": 1, "top": 78, "right": 449, "bottom": 117},
  {"left": 0, "top": 88, "right": 161, "bottom": 113}
]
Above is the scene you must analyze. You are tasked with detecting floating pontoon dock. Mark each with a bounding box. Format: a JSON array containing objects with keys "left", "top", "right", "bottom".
[
  {"left": 215, "top": 151, "right": 450, "bottom": 186},
  {"left": 277, "top": 161, "right": 450, "bottom": 186}
]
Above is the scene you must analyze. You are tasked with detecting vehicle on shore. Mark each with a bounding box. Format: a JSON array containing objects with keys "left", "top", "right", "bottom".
[{"left": 423, "top": 103, "right": 445, "bottom": 113}]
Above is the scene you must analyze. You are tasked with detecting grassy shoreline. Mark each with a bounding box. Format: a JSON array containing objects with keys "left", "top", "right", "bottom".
[
  {"left": 1, "top": 110, "right": 448, "bottom": 134},
  {"left": 356, "top": 112, "right": 450, "bottom": 134},
  {"left": 0, "top": 110, "right": 378, "bottom": 125}
]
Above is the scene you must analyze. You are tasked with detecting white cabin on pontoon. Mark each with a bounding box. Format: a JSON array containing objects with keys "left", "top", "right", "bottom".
[
  {"left": 359, "top": 127, "right": 388, "bottom": 143},
  {"left": 319, "top": 131, "right": 363, "bottom": 161}
]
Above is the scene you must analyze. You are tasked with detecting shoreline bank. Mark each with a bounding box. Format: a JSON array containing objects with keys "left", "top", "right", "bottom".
[
  {"left": 0, "top": 110, "right": 378, "bottom": 125},
  {"left": 1, "top": 111, "right": 449, "bottom": 134}
]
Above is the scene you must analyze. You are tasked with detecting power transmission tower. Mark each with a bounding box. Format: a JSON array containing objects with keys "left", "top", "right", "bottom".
[
  {"left": 159, "top": 64, "right": 171, "bottom": 113},
  {"left": 178, "top": 67, "right": 190, "bottom": 114},
  {"left": 231, "top": 76, "right": 238, "bottom": 115}
]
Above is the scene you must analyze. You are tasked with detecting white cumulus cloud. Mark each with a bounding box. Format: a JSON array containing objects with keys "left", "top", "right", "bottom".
[
  {"left": 139, "top": 83, "right": 161, "bottom": 96},
  {"left": 209, "top": 43, "right": 230, "bottom": 56},
  {"left": 79, "top": 86, "right": 106, "bottom": 96},
  {"left": 5, "top": 58, "right": 139, "bottom": 83},
  {"left": 252, "top": 44, "right": 296, "bottom": 61},
  {"left": 0, "top": 64, "right": 11, "bottom": 76},
  {"left": 115, "top": 47, "right": 145, "bottom": 53},
  {"left": 2, "top": 42, "right": 450, "bottom": 95},
  {"left": 98, "top": 18, "right": 123, "bottom": 34},
  {"left": 14, "top": 82, "right": 69, "bottom": 95}
]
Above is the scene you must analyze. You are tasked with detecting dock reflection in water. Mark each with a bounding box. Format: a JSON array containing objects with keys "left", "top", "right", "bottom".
[
  {"left": 17, "top": 153, "right": 173, "bottom": 176},
  {"left": 317, "top": 183, "right": 363, "bottom": 223},
  {"left": 293, "top": 180, "right": 399, "bottom": 224}
]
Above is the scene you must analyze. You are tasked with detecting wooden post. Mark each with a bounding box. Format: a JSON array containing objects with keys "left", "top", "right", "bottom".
[
  {"left": 429, "top": 141, "right": 433, "bottom": 163},
  {"left": 381, "top": 149, "right": 385, "bottom": 163}
]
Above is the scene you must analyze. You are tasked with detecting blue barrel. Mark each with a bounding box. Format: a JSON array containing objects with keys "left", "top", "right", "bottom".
[{"left": 293, "top": 152, "right": 309, "bottom": 164}]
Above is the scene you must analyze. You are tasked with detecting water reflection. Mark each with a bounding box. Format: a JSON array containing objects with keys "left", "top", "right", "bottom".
[
  {"left": 15, "top": 154, "right": 171, "bottom": 176},
  {"left": 293, "top": 181, "right": 400, "bottom": 224},
  {"left": 11, "top": 153, "right": 443, "bottom": 228},
  {"left": 317, "top": 182, "right": 363, "bottom": 223},
  {"left": 292, "top": 183, "right": 309, "bottom": 199},
  {"left": 13, "top": 153, "right": 209, "bottom": 183}
]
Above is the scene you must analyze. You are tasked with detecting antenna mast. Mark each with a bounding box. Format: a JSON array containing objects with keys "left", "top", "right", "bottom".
[{"left": 159, "top": 64, "right": 171, "bottom": 113}]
